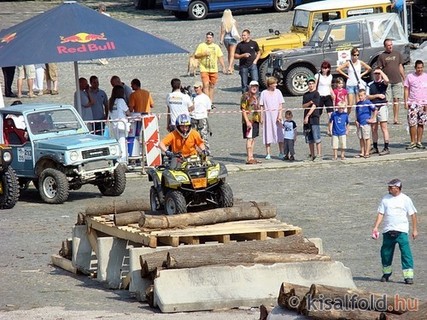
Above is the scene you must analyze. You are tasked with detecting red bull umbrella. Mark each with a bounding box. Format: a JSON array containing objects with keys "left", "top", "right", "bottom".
[{"left": 0, "top": 1, "right": 187, "bottom": 66}]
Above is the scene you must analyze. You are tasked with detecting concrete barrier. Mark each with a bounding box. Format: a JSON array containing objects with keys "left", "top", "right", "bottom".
[{"left": 154, "top": 261, "right": 356, "bottom": 313}]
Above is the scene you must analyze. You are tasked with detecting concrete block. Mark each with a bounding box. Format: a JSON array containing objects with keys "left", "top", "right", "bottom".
[
  {"left": 307, "top": 238, "right": 323, "bottom": 254},
  {"left": 129, "top": 246, "right": 172, "bottom": 302},
  {"left": 154, "top": 261, "right": 356, "bottom": 313},
  {"left": 97, "top": 237, "right": 129, "bottom": 289},
  {"left": 72, "top": 225, "right": 97, "bottom": 274}
]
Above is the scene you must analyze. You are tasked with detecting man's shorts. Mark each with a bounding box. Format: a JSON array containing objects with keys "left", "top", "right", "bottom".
[
  {"left": 305, "top": 124, "right": 321, "bottom": 144},
  {"left": 407, "top": 104, "right": 427, "bottom": 127},
  {"left": 377, "top": 106, "right": 389, "bottom": 123},
  {"left": 346, "top": 85, "right": 358, "bottom": 95},
  {"left": 17, "top": 65, "right": 35, "bottom": 79},
  {"left": 242, "top": 122, "right": 259, "bottom": 139},
  {"left": 332, "top": 135, "right": 347, "bottom": 149},
  {"left": 201, "top": 72, "right": 219, "bottom": 86},
  {"left": 45, "top": 63, "right": 58, "bottom": 81},
  {"left": 386, "top": 83, "right": 403, "bottom": 101},
  {"left": 357, "top": 124, "right": 372, "bottom": 140}
]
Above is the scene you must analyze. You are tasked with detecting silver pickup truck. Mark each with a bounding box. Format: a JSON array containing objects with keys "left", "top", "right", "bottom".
[{"left": 268, "top": 13, "right": 411, "bottom": 95}]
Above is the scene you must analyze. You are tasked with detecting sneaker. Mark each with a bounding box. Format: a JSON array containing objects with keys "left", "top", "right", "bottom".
[
  {"left": 51, "top": 90, "right": 59, "bottom": 95},
  {"left": 313, "top": 156, "right": 323, "bottom": 162},
  {"left": 380, "top": 274, "right": 391, "bottom": 282},
  {"left": 289, "top": 156, "right": 295, "bottom": 161},
  {"left": 404, "top": 278, "right": 414, "bottom": 285},
  {"left": 265, "top": 154, "right": 271, "bottom": 160},
  {"left": 370, "top": 148, "right": 379, "bottom": 155},
  {"left": 416, "top": 142, "right": 425, "bottom": 149},
  {"left": 211, "top": 104, "right": 217, "bottom": 110},
  {"left": 406, "top": 143, "right": 417, "bottom": 150},
  {"left": 37, "top": 91, "right": 43, "bottom": 96},
  {"left": 278, "top": 153, "right": 284, "bottom": 159},
  {"left": 379, "top": 148, "right": 390, "bottom": 156},
  {"left": 283, "top": 155, "right": 289, "bottom": 161}
]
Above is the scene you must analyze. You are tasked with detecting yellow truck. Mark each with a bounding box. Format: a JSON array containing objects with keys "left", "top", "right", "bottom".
[{"left": 256, "top": 0, "right": 392, "bottom": 87}]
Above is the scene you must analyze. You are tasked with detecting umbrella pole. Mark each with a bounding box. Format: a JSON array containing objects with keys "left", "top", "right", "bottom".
[{"left": 74, "top": 61, "right": 82, "bottom": 116}]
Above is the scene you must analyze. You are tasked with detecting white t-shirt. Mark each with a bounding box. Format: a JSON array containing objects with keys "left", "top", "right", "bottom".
[
  {"left": 110, "top": 98, "right": 129, "bottom": 121},
  {"left": 315, "top": 73, "right": 333, "bottom": 96},
  {"left": 347, "top": 60, "right": 362, "bottom": 86},
  {"left": 166, "top": 91, "right": 192, "bottom": 125},
  {"left": 191, "top": 93, "right": 211, "bottom": 120},
  {"left": 377, "top": 192, "right": 417, "bottom": 233}
]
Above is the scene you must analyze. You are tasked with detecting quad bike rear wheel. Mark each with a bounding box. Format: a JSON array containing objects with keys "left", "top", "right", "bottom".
[
  {"left": 165, "top": 190, "right": 187, "bottom": 215},
  {"left": 150, "top": 186, "right": 163, "bottom": 212}
]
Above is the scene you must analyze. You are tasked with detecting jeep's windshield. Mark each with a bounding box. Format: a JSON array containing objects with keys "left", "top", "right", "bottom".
[
  {"left": 293, "top": 10, "right": 309, "bottom": 28},
  {"left": 27, "top": 109, "right": 83, "bottom": 134}
]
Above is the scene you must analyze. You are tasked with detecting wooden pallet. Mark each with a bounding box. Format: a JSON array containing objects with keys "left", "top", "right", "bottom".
[{"left": 86, "top": 215, "right": 301, "bottom": 248}]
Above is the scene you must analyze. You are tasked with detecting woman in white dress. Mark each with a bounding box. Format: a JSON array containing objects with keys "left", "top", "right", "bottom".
[{"left": 108, "top": 85, "right": 131, "bottom": 163}]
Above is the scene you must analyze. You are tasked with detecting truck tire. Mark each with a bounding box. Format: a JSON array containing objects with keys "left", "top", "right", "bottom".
[
  {"left": 0, "top": 166, "right": 20, "bottom": 209},
  {"left": 165, "top": 190, "right": 187, "bottom": 215},
  {"left": 98, "top": 164, "right": 127, "bottom": 196},
  {"left": 258, "top": 59, "right": 271, "bottom": 89},
  {"left": 39, "top": 168, "right": 69, "bottom": 204},
  {"left": 285, "top": 66, "right": 313, "bottom": 96},
  {"left": 217, "top": 183, "right": 233, "bottom": 208},
  {"left": 273, "top": 0, "right": 294, "bottom": 12},
  {"left": 188, "top": 1, "right": 208, "bottom": 20}
]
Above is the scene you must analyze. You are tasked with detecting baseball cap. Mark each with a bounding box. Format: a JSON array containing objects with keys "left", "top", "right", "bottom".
[
  {"left": 307, "top": 77, "right": 316, "bottom": 83},
  {"left": 388, "top": 178, "right": 402, "bottom": 188},
  {"left": 249, "top": 80, "right": 259, "bottom": 86},
  {"left": 193, "top": 81, "right": 203, "bottom": 88}
]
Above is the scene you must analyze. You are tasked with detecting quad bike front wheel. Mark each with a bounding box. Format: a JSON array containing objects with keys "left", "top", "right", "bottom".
[
  {"left": 165, "top": 190, "right": 187, "bottom": 215},
  {"left": 217, "top": 183, "right": 234, "bottom": 208}
]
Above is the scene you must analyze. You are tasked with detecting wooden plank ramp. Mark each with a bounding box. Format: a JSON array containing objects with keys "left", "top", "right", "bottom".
[{"left": 86, "top": 215, "right": 301, "bottom": 248}]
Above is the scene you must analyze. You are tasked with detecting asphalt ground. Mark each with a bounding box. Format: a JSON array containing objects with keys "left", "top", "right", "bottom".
[{"left": 1, "top": 1, "right": 427, "bottom": 319}]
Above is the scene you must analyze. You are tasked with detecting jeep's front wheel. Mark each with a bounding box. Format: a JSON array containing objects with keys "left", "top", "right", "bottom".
[
  {"left": 0, "top": 166, "right": 20, "bottom": 209},
  {"left": 285, "top": 66, "right": 313, "bottom": 96},
  {"left": 39, "top": 168, "right": 69, "bottom": 204},
  {"left": 98, "top": 164, "right": 127, "bottom": 196},
  {"left": 165, "top": 190, "right": 187, "bottom": 215},
  {"left": 273, "top": 0, "right": 294, "bottom": 12}
]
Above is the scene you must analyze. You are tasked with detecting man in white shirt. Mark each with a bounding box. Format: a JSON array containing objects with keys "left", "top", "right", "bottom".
[
  {"left": 372, "top": 178, "right": 418, "bottom": 285},
  {"left": 190, "top": 81, "right": 212, "bottom": 151},
  {"left": 166, "top": 78, "right": 193, "bottom": 132}
]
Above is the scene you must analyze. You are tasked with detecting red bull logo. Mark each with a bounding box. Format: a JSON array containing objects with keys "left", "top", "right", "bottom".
[
  {"left": 57, "top": 32, "right": 115, "bottom": 54},
  {"left": 1, "top": 33, "right": 17, "bottom": 44}
]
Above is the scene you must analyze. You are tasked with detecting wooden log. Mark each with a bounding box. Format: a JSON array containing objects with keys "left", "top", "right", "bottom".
[
  {"left": 259, "top": 304, "right": 273, "bottom": 320},
  {"left": 114, "top": 211, "right": 144, "bottom": 226},
  {"left": 51, "top": 254, "right": 77, "bottom": 274},
  {"left": 85, "top": 198, "right": 150, "bottom": 216},
  {"left": 299, "top": 283, "right": 410, "bottom": 315},
  {"left": 397, "top": 301, "right": 427, "bottom": 319},
  {"left": 59, "top": 239, "right": 72, "bottom": 260},
  {"left": 138, "top": 201, "right": 276, "bottom": 229},
  {"left": 139, "top": 253, "right": 167, "bottom": 279},
  {"left": 277, "top": 282, "right": 310, "bottom": 311},
  {"left": 138, "top": 235, "right": 318, "bottom": 277},
  {"left": 145, "top": 285, "right": 155, "bottom": 308}
]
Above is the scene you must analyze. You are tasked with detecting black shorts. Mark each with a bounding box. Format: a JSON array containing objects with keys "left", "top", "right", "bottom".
[
  {"left": 242, "top": 122, "right": 259, "bottom": 139},
  {"left": 319, "top": 95, "right": 334, "bottom": 114}
]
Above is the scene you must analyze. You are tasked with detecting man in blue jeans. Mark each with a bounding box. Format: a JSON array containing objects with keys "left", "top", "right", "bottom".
[
  {"left": 372, "top": 178, "right": 418, "bottom": 284},
  {"left": 302, "top": 77, "right": 322, "bottom": 161},
  {"left": 234, "top": 29, "right": 260, "bottom": 93}
]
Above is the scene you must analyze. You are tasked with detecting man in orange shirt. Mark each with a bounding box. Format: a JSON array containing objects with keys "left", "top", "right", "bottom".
[
  {"left": 159, "top": 114, "right": 207, "bottom": 158},
  {"left": 129, "top": 78, "right": 154, "bottom": 114}
]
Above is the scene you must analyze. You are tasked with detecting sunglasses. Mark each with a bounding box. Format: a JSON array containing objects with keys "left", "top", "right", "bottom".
[{"left": 353, "top": 54, "right": 359, "bottom": 56}]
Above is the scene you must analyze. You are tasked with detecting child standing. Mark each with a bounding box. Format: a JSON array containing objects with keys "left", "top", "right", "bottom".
[
  {"left": 282, "top": 110, "right": 297, "bottom": 161},
  {"left": 355, "top": 89, "right": 377, "bottom": 158},
  {"left": 329, "top": 102, "right": 349, "bottom": 160},
  {"left": 333, "top": 77, "right": 348, "bottom": 107}
]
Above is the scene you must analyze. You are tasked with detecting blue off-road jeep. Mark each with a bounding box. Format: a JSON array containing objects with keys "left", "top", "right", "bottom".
[{"left": 0, "top": 104, "right": 126, "bottom": 204}]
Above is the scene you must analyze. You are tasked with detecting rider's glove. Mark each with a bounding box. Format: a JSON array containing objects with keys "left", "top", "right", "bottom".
[
  {"left": 202, "top": 149, "right": 209, "bottom": 156},
  {"left": 165, "top": 150, "right": 174, "bottom": 157}
]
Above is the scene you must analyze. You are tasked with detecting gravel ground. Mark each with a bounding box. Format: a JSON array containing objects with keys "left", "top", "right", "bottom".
[{"left": 1, "top": 1, "right": 426, "bottom": 319}]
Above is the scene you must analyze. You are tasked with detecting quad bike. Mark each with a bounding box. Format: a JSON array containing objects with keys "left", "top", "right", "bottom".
[{"left": 147, "top": 153, "right": 233, "bottom": 215}]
